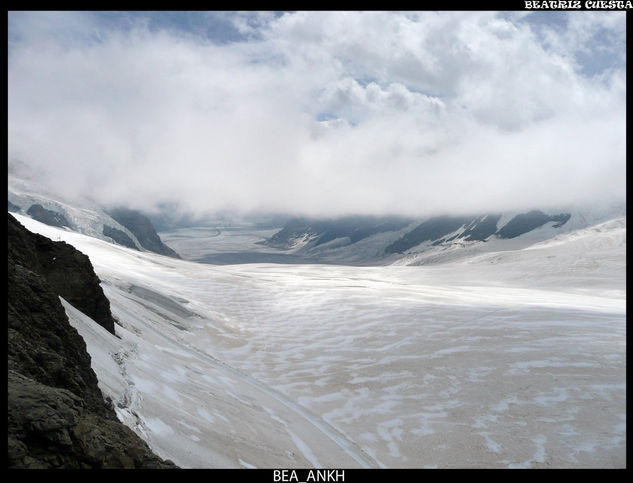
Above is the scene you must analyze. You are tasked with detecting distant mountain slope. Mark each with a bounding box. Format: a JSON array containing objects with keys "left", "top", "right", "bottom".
[
  {"left": 265, "top": 215, "right": 413, "bottom": 250},
  {"left": 8, "top": 181, "right": 180, "bottom": 258},
  {"left": 496, "top": 211, "right": 570, "bottom": 239},
  {"left": 7, "top": 214, "right": 177, "bottom": 469},
  {"left": 107, "top": 208, "right": 180, "bottom": 259},
  {"left": 385, "top": 215, "right": 474, "bottom": 254},
  {"left": 386, "top": 211, "right": 571, "bottom": 254},
  {"left": 459, "top": 214, "right": 502, "bottom": 242},
  {"left": 262, "top": 209, "right": 607, "bottom": 265},
  {"left": 103, "top": 224, "right": 138, "bottom": 250},
  {"left": 26, "top": 203, "right": 70, "bottom": 228}
]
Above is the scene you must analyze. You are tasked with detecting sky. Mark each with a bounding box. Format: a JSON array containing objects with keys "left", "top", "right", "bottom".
[{"left": 7, "top": 11, "right": 626, "bottom": 218}]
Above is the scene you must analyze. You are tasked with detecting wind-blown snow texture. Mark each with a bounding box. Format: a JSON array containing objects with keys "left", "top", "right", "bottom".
[{"left": 13, "top": 212, "right": 625, "bottom": 468}]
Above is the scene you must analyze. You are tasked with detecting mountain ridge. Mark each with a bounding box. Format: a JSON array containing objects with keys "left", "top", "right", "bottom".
[
  {"left": 8, "top": 186, "right": 180, "bottom": 259},
  {"left": 7, "top": 213, "right": 178, "bottom": 469}
]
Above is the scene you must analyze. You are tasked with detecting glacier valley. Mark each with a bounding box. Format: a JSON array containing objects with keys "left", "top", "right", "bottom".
[{"left": 11, "top": 212, "right": 625, "bottom": 468}]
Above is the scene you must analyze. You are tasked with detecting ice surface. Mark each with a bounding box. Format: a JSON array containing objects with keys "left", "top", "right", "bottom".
[{"left": 17, "top": 212, "right": 625, "bottom": 468}]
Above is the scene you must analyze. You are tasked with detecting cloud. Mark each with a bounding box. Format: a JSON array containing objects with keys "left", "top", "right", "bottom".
[{"left": 7, "top": 11, "right": 626, "bottom": 218}]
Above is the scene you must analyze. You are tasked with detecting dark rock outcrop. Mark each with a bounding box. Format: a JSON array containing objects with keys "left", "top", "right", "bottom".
[
  {"left": 8, "top": 213, "right": 116, "bottom": 334},
  {"left": 103, "top": 224, "right": 138, "bottom": 250},
  {"left": 266, "top": 215, "right": 412, "bottom": 249},
  {"left": 459, "top": 214, "right": 502, "bottom": 242},
  {"left": 496, "top": 211, "right": 571, "bottom": 239},
  {"left": 7, "top": 213, "right": 177, "bottom": 469},
  {"left": 26, "top": 204, "right": 70, "bottom": 228},
  {"left": 8, "top": 259, "right": 106, "bottom": 414},
  {"left": 386, "top": 215, "right": 473, "bottom": 254},
  {"left": 108, "top": 208, "right": 180, "bottom": 258},
  {"left": 385, "top": 211, "right": 571, "bottom": 254}
]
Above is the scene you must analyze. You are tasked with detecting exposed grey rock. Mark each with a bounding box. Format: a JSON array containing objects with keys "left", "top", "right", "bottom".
[
  {"left": 459, "top": 214, "right": 502, "bottom": 242},
  {"left": 266, "top": 215, "right": 412, "bottom": 249},
  {"left": 9, "top": 213, "right": 116, "bottom": 334},
  {"left": 385, "top": 211, "right": 571, "bottom": 253},
  {"left": 7, "top": 213, "right": 178, "bottom": 469},
  {"left": 26, "top": 204, "right": 69, "bottom": 228},
  {"left": 108, "top": 207, "right": 180, "bottom": 258},
  {"left": 385, "top": 216, "right": 473, "bottom": 254},
  {"left": 8, "top": 371, "right": 178, "bottom": 468},
  {"left": 103, "top": 224, "right": 138, "bottom": 250},
  {"left": 496, "top": 211, "right": 571, "bottom": 239}
]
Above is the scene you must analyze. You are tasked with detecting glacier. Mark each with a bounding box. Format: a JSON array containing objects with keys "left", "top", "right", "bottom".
[{"left": 12, "top": 212, "right": 626, "bottom": 468}]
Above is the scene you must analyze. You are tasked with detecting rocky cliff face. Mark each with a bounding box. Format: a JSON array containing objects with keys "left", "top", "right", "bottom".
[
  {"left": 26, "top": 203, "right": 70, "bottom": 228},
  {"left": 8, "top": 213, "right": 116, "bottom": 334},
  {"left": 265, "top": 215, "right": 413, "bottom": 249},
  {"left": 495, "top": 211, "right": 571, "bottom": 239},
  {"left": 7, "top": 213, "right": 177, "bottom": 469},
  {"left": 108, "top": 208, "right": 180, "bottom": 258},
  {"left": 264, "top": 211, "right": 573, "bottom": 262},
  {"left": 382, "top": 211, "right": 570, "bottom": 253},
  {"left": 103, "top": 224, "right": 138, "bottom": 250}
]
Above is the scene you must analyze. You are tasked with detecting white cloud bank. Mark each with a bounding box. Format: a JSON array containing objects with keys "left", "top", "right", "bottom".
[{"left": 7, "top": 11, "right": 626, "bottom": 218}]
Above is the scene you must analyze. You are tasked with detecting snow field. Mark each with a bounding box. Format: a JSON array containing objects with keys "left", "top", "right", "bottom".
[{"left": 14, "top": 213, "right": 625, "bottom": 468}]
